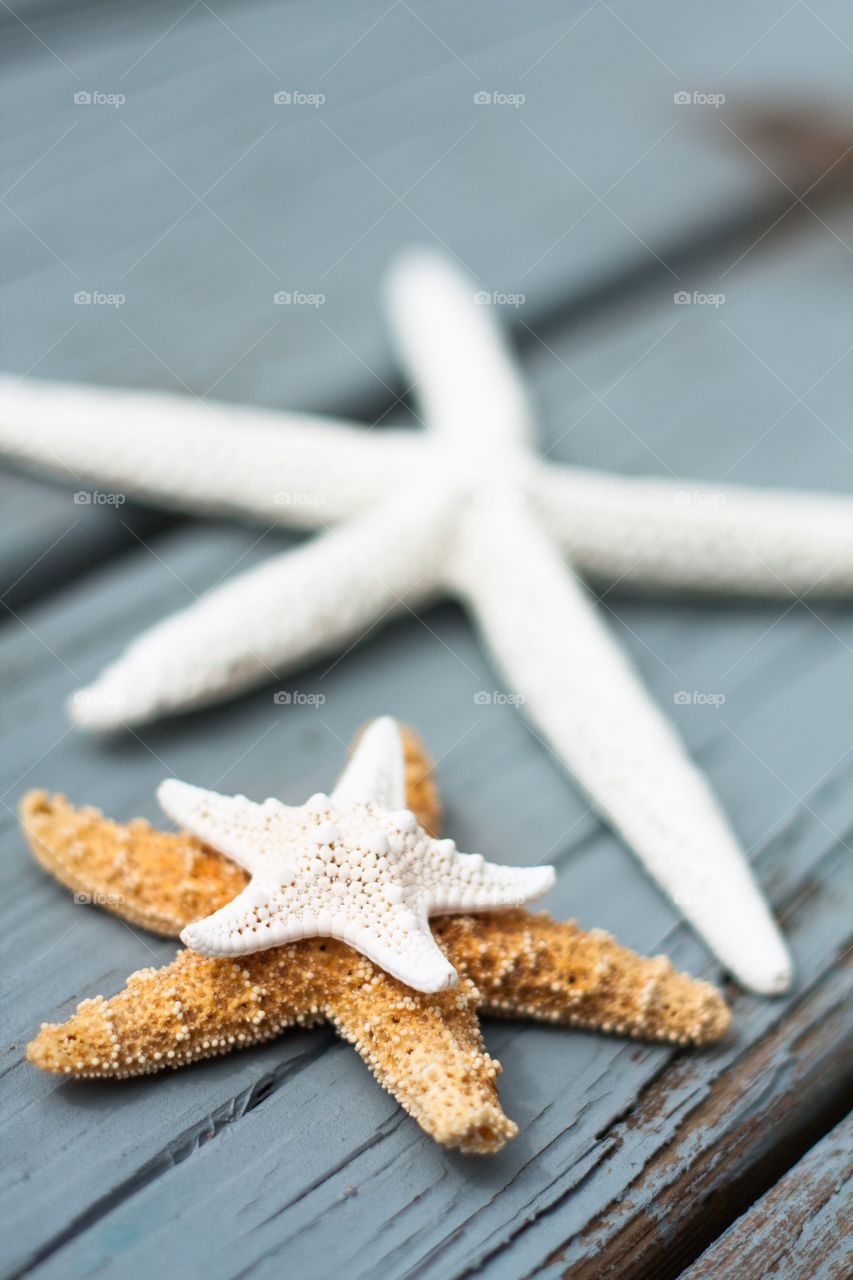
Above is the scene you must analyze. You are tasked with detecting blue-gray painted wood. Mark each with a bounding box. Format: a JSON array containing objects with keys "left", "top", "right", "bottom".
[
  {"left": 680, "top": 1114, "right": 852, "bottom": 1280},
  {"left": 3, "top": 0, "right": 853, "bottom": 414},
  {"left": 2, "top": 221, "right": 852, "bottom": 1277},
  {"left": 2, "top": 3, "right": 853, "bottom": 1277}
]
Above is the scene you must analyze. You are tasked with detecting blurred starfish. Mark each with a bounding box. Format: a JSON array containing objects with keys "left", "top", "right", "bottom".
[
  {"left": 3, "top": 253, "right": 852, "bottom": 993},
  {"left": 24, "top": 724, "right": 729, "bottom": 1154}
]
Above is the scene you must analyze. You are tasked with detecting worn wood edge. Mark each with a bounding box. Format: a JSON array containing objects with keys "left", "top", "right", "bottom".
[
  {"left": 0, "top": 538, "right": 850, "bottom": 1280},
  {"left": 532, "top": 955, "right": 852, "bottom": 1280},
  {"left": 17, "top": 820, "right": 851, "bottom": 1280},
  {"left": 677, "top": 1111, "right": 852, "bottom": 1280}
]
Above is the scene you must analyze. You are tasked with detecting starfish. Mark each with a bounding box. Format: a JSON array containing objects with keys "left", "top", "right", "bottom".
[
  {"left": 23, "top": 724, "right": 730, "bottom": 1154},
  {"left": 4, "top": 256, "right": 852, "bottom": 993},
  {"left": 158, "top": 716, "right": 555, "bottom": 991}
]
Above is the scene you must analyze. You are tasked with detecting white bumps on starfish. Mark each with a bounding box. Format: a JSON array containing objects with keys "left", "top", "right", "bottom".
[
  {"left": 3, "top": 253, "right": 853, "bottom": 996},
  {"left": 159, "top": 717, "right": 555, "bottom": 992}
]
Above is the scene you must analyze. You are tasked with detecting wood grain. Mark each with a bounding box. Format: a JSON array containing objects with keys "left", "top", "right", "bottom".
[
  {"left": 2, "top": 3, "right": 853, "bottom": 1276},
  {"left": 679, "top": 1114, "right": 852, "bottom": 1280}
]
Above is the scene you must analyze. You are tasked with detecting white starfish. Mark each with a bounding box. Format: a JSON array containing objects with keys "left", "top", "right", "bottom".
[
  {"left": 3, "top": 252, "right": 853, "bottom": 996},
  {"left": 158, "top": 717, "right": 555, "bottom": 992}
]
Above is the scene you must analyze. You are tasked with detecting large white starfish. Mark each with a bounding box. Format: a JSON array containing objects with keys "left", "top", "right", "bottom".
[
  {"left": 3, "top": 252, "right": 853, "bottom": 996},
  {"left": 159, "top": 717, "right": 554, "bottom": 992}
]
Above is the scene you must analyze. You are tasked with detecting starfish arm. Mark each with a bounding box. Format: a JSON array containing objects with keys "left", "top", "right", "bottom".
[
  {"left": 156, "top": 780, "right": 289, "bottom": 876},
  {"left": 70, "top": 492, "right": 448, "bottom": 729},
  {"left": 0, "top": 375, "right": 418, "bottom": 528},
  {"left": 17, "top": 728, "right": 440, "bottom": 939},
  {"left": 26, "top": 948, "right": 324, "bottom": 1079},
  {"left": 384, "top": 251, "right": 534, "bottom": 453},
  {"left": 326, "top": 965, "right": 515, "bottom": 1153},
  {"left": 180, "top": 883, "right": 306, "bottom": 955},
  {"left": 534, "top": 464, "right": 853, "bottom": 596},
  {"left": 400, "top": 723, "right": 442, "bottom": 836},
  {"left": 19, "top": 790, "right": 246, "bottom": 936},
  {"left": 450, "top": 504, "right": 793, "bottom": 996},
  {"left": 19, "top": 791, "right": 729, "bottom": 1049},
  {"left": 353, "top": 912, "right": 460, "bottom": 994},
  {"left": 332, "top": 716, "right": 407, "bottom": 810},
  {"left": 27, "top": 942, "right": 516, "bottom": 1153},
  {"left": 427, "top": 844, "right": 555, "bottom": 914},
  {"left": 434, "top": 912, "right": 731, "bottom": 1046}
]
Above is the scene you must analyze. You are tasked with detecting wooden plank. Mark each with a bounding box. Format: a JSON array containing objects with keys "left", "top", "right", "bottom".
[
  {"left": 497, "top": 944, "right": 852, "bottom": 1280},
  {"left": 4, "top": 0, "right": 853, "bottom": 414},
  {"left": 11, "top": 786, "right": 851, "bottom": 1280},
  {"left": 0, "top": 469, "right": 178, "bottom": 610},
  {"left": 2, "top": 480, "right": 852, "bottom": 1267},
  {"left": 679, "top": 1114, "right": 852, "bottom": 1280},
  {"left": 5, "top": 0, "right": 853, "bottom": 602},
  {"left": 2, "top": 233, "right": 852, "bottom": 1277}
]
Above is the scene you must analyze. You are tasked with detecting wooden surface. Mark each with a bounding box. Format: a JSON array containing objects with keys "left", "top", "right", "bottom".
[
  {"left": 1, "top": 3, "right": 852, "bottom": 1278},
  {"left": 681, "top": 1114, "right": 852, "bottom": 1280}
]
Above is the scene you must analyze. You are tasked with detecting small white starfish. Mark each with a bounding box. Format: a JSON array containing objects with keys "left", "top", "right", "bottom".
[
  {"left": 3, "top": 252, "right": 853, "bottom": 996},
  {"left": 159, "top": 717, "right": 555, "bottom": 992}
]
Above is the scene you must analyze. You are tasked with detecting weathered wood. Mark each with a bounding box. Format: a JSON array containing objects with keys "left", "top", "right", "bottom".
[
  {"left": 517, "top": 952, "right": 852, "bottom": 1280},
  {"left": 3, "top": 4, "right": 853, "bottom": 1270},
  {"left": 2, "top": 216, "right": 853, "bottom": 1276},
  {"left": 678, "top": 1114, "right": 852, "bottom": 1280},
  {"left": 1, "top": 497, "right": 851, "bottom": 1277},
  {"left": 12, "top": 802, "right": 852, "bottom": 1280}
]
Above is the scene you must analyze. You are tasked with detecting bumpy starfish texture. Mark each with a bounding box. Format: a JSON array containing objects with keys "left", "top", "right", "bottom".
[
  {"left": 23, "top": 726, "right": 730, "bottom": 1154},
  {"left": 4, "top": 256, "right": 846, "bottom": 994},
  {"left": 156, "top": 718, "right": 555, "bottom": 991}
]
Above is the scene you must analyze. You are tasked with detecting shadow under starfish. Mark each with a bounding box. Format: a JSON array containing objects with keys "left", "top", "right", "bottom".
[{"left": 23, "top": 728, "right": 730, "bottom": 1154}]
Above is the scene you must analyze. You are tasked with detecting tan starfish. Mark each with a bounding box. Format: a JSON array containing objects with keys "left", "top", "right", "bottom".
[{"left": 23, "top": 727, "right": 730, "bottom": 1154}]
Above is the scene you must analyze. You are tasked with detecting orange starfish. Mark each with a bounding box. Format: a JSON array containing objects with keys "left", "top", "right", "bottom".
[{"left": 23, "top": 726, "right": 729, "bottom": 1154}]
